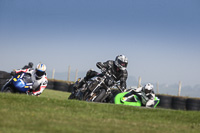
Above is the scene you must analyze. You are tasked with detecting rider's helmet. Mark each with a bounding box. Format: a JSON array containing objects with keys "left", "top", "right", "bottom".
[
  {"left": 35, "top": 63, "right": 46, "bottom": 79},
  {"left": 114, "top": 55, "right": 128, "bottom": 70},
  {"left": 143, "top": 83, "right": 154, "bottom": 95}
]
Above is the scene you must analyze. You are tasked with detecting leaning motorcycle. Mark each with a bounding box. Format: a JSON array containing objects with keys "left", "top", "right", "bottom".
[
  {"left": 114, "top": 91, "right": 160, "bottom": 108},
  {"left": 84, "top": 70, "right": 123, "bottom": 103},
  {"left": 68, "top": 68, "right": 123, "bottom": 103},
  {"left": 1, "top": 72, "right": 33, "bottom": 93}
]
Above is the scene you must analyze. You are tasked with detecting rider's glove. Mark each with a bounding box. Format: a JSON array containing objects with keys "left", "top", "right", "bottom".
[{"left": 101, "top": 67, "right": 107, "bottom": 72}]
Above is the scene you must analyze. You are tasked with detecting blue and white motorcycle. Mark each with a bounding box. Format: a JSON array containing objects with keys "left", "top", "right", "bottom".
[{"left": 1, "top": 72, "right": 33, "bottom": 93}]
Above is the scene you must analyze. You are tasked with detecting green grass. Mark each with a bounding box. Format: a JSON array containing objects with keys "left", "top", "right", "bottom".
[{"left": 0, "top": 89, "right": 200, "bottom": 133}]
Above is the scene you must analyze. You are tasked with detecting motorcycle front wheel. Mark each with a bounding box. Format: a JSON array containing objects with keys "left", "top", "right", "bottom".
[
  {"left": 2, "top": 86, "right": 14, "bottom": 93},
  {"left": 93, "top": 89, "right": 106, "bottom": 102}
]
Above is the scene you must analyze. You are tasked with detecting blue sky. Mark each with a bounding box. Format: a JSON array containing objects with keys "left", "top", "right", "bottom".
[{"left": 0, "top": 0, "right": 200, "bottom": 95}]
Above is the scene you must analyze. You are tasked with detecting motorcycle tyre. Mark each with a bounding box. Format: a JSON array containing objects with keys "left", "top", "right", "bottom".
[
  {"left": 93, "top": 89, "right": 106, "bottom": 102},
  {"left": 2, "top": 86, "right": 14, "bottom": 93}
]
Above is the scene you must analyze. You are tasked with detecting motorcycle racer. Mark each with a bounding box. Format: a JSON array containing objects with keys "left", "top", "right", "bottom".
[
  {"left": 75, "top": 55, "right": 128, "bottom": 91},
  {"left": 11, "top": 63, "right": 48, "bottom": 96},
  {"left": 96, "top": 55, "right": 128, "bottom": 91},
  {"left": 123, "top": 83, "right": 155, "bottom": 107}
]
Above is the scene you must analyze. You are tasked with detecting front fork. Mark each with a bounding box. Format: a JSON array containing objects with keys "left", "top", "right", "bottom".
[
  {"left": 90, "top": 80, "right": 104, "bottom": 97},
  {"left": 90, "top": 82, "right": 111, "bottom": 102},
  {"left": 1, "top": 77, "right": 13, "bottom": 92}
]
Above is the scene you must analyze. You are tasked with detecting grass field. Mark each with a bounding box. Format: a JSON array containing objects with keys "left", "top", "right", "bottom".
[{"left": 0, "top": 89, "right": 200, "bottom": 133}]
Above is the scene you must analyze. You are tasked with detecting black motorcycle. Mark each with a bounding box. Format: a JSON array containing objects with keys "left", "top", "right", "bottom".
[{"left": 68, "top": 67, "right": 123, "bottom": 103}]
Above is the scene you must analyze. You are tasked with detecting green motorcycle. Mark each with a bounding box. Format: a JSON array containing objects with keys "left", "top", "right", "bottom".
[{"left": 114, "top": 91, "right": 160, "bottom": 108}]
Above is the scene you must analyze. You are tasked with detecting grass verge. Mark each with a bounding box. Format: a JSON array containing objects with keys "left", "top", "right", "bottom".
[{"left": 0, "top": 89, "right": 200, "bottom": 133}]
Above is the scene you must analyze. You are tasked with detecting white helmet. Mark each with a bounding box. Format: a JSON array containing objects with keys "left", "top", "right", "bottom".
[
  {"left": 35, "top": 63, "right": 46, "bottom": 78},
  {"left": 143, "top": 83, "right": 154, "bottom": 94},
  {"left": 114, "top": 55, "right": 128, "bottom": 70}
]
